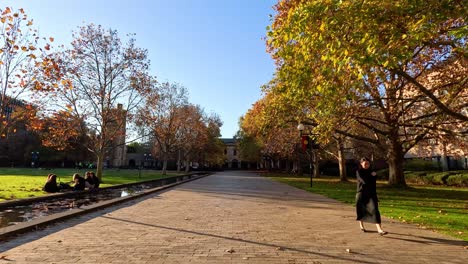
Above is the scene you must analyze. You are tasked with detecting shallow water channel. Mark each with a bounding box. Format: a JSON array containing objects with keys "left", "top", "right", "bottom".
[{"left": 0, "top": 184, "right": 153, "bottom": 229}]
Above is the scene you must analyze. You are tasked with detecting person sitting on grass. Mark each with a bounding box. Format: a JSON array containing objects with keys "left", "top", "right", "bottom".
[
  {"left": 43, "top": 173, "right": 59, "bottom": 193},
  {"left": 85, "top": 171, "right": 95, "bottom": 188},
  {"left": 91, "top": 171, "right": 100, "bottom": 189},
  {"left": 85, "top": 171, "right": 101, "bottom": 190},
  {"left": 72, "top": 173, "right": 88, "bottom": 191}
]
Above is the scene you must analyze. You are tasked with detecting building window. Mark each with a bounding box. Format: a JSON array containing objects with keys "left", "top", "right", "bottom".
[
  {"left": 224, "top": 148, "right": 227, "bottom": 155},
  {"left": 234, "top": 149, "right": 237, "bottom": 156}
]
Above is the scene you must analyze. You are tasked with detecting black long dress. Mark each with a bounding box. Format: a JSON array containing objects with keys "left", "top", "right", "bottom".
[{"left": 355, "top": 168, "right": 382, "bottom": 224}]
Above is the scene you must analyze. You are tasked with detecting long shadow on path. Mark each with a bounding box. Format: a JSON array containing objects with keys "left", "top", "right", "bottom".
[{"left": 100, "top": 215, "right": 381, "bottom": 264}]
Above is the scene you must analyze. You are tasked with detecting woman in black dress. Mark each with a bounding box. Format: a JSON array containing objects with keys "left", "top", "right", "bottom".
[{"left": 356, "top": 157, "right": 387, "bottom": 235}]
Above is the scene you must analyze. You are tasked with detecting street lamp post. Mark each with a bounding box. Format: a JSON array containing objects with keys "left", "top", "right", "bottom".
[{"left": 297, "top": 123, "right": 318, "bottom": 188}]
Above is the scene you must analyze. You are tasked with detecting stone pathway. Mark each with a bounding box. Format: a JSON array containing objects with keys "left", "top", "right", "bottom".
[{"left": 0, "top": 171, "right": 466, "bottom": 263}]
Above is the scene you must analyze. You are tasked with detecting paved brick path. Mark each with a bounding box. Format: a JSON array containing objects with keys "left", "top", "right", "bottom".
[{"left": 1, "top": 171, "right": 467, "bottom": 263}]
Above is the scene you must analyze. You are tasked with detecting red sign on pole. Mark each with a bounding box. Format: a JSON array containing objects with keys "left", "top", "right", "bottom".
[{"left": 301, "top": 135, "right": 309, "bottom": 151}]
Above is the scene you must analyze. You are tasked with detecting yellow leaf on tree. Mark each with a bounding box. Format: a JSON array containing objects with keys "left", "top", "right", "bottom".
[{"left": 320, "top": 23, "right": 325, "bottom": 32}]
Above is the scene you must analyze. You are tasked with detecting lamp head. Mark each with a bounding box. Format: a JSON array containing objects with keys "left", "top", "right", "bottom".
[{"left": 297, "top": 123, "right": 304, "bottom": 131}]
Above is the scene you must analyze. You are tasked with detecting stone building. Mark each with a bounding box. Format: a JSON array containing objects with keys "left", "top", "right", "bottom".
[
  {"left": 106, "top": 104, "right": 127, "bottom": 168},
  {"left": 221, "top": 138, "right": 241, "bottom": 169}
]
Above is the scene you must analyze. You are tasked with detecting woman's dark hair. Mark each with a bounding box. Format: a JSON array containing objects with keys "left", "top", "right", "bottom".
[
  {"left": 358, "top": 157, "right": 371, "bottom": 169},
  {"left": 73, "top": 173, "right": 81, "bottom": 181},
  {"left": 48, "top": 174, "right": 57, "bottom": 182}
]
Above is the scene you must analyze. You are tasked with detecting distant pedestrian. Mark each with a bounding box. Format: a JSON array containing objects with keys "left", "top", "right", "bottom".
[
  {"left": 355, "top": 157, "right": 387, "bottom": 235},
  {"left": 43, "top": 174, "right": 59, "bottom": 193}
]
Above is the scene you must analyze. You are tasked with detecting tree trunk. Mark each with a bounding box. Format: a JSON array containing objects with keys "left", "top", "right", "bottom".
[
  {"left": 441, "top": 141, "right": 449, "bottom": 171},
  {"left": 285, "top": 160, "right": 290, "bottom": 172},
  {"left": 96, "top": 152, "right": 104, "bottom": 180},
  {"left": 297, "top": 158, "right": 303, "bottom": 176},
  {"left": 337, "top": 139, "right": 347, "bottom": 181},
  {"left": 185, "top": 159, "right": 190, "bottom": 173},
  {"left": 177, "top": 149, "right": 182, "bottom": 173},
  {"left": 313, "top": 150, "right": 320, "bottom": 178},
  {"left": 162, "top": 158, "right": 168, "bottom": 175},
  {"left": 387, "top": 139, "right": 406, "bottom": 186}
]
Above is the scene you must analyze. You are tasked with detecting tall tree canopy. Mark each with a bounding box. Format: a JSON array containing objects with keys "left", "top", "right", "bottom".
[
  {"left": 263, "top": 0, "right": 467, "bottom": 185},
  {"left": 45, "top": 24, "right": 151, "bottom": 178},
  {"left": 0, "top": 7, "right": 63, "bottom": 139}
]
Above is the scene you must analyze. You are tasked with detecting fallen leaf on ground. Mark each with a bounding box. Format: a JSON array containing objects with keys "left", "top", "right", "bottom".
[
  {"left": 226, "top": 249, "right": 235, "bottom": 253},
  {"left": 346, "top": 249, "right": 352, "bottom": 253},
  {"left": 276, "top": 247, "right": 283, "bottom": 251}
]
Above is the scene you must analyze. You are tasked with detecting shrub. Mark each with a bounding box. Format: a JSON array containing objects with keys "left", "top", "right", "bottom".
[
  {"left": 404, "top": 159, "right": 438, "bottom": 171},
  {"left": 422, "top": 174, "right": 435, "bottom": 185},
  {"left": 376, "top": 168, "right": 389, "bottom": 180},
  {"left": 446, "top": 174, "right": 468, "bottom": 187},
  {"left": 405, "top": 172, "right": 425, "bottom": 184}
]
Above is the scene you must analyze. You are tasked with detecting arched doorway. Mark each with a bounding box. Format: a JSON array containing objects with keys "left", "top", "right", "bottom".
[{"left": 232, "top": 159, "right": 239, "bottom": 169}]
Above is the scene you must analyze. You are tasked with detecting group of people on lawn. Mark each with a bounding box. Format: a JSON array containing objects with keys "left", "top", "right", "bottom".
[{"left": 43, "top": 171, "right": 101, "bottom": 193}]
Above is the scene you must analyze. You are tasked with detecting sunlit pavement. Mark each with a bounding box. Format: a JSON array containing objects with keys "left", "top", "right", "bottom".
[{"left": 1, "top": 171, "right": 466, "bottom": 263}]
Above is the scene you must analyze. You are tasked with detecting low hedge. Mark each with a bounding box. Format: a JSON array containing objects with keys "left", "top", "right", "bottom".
[
  {"left": 404, "top": 159, "right": 438, "bottom": 171},
  {"left": 373, "top": 170, "right": 468, "bottom": 187},
  {"left": 405, "top": 171, "right": 468, "bottom": 187}
]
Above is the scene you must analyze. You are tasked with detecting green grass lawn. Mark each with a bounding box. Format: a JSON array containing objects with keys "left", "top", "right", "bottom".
[
  {"left": 0, "top": 168, "right": 180, "bottom": 201},
  {"left": 267, "top": 173, "right": 468, "bottom": 241}
]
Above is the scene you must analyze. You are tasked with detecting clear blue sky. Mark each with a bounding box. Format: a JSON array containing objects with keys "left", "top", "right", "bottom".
[{"left": 4, "top": 0, "right": 276, "bottom": 138}]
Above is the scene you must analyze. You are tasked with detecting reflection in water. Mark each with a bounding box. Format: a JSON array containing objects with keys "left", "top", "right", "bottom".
[
  {"left": 0, "top": 175, "right": 197, "bottom": 228},
  {"left": 0, "top": 186, "right": 147, "bottom": 228}
]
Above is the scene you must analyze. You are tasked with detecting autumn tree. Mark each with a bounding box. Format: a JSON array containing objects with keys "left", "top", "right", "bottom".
[
  {"left": 266, "top": 0, "right": 467, "bottom": 186},
  {"left": 238, "top": 94, "right": 304, "bottom": 172},
  {"left": 199, "top": 114, "right": 225, "bottom": 168},
  {"left": 0, "top": 7, "right": 63, "bottom": 143},
  {"left": 136, "top": 82, "right": 188, "bottom": 175},
  {"left": 45, "top": 24, "right": 150, "bottom": 179},
  {"left": 175, "top": 104, "right": 207, "bottom": 172}
]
